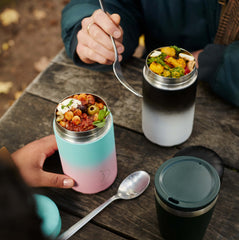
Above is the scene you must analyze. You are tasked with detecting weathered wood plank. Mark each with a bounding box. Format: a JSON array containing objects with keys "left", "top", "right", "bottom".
[
  {"left": 59, "top": 211, "right": 128, "bottom": 240},
  {"left": 51, "top": 48, "right": 75, "bottom": 66},
  {"left": 0, "top": 93, "right": 238, "bottom": 240},
  {"left": 0, "top": 93, "right": 55, "bottom": 151},
  {"left": 39, "top": 131, "right": 239, "bottom": 240},
  {"left": 26, "top": 58, "right": 143, "bottom": 132},
  {"left": 13, "top": 56, "right": 239, "bottom": 169}
]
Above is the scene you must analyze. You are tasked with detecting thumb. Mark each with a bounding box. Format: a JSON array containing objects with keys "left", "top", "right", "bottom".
[{"left": 39, "top": 171, "right": 75, "bottom": 189}]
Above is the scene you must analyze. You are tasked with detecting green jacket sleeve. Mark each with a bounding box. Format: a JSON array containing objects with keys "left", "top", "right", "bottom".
[
  {"left": 61, "top": 0, "right": 143, "bottom": 71},
  {"left": 198, "top": 41, "right": 239, "bottom": 107}
]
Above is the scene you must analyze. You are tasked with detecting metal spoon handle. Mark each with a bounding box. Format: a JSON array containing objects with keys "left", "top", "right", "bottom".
[
  {"left": 57, "top": 195, "right": 120, "bottom": 240},
  {"left": 99, "top": 0, "right": 143, "bottom": 98},
  {"left": 99, "top": 0, "right": 118, "bottom": 58},
  {"left": 99, "top": 0, "right": 105, "bottom": 12}
]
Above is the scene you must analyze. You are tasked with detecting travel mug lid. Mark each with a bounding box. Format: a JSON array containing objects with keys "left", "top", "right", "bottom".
[
  {"left": 155, "top": 156, "right": 220, "bottom": 211},
  {"left": 173, "top": 146, "right": 224, "bottom": 182}
]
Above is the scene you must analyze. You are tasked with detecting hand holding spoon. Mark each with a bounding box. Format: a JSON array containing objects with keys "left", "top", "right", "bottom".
[{"left": 57, "top": 170, "right": 150, "bottom": 240}]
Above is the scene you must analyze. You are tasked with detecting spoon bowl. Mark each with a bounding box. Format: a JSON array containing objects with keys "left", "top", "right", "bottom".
[
  {"left": 117, "top": 170, "right": 150, "bottom": 199},
  {"left": 57, "top": 170, "right": 150, "bottom": 240}
]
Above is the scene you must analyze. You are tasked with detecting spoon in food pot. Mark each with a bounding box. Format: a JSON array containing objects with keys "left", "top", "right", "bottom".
[{"left": 98, "top": 0, "right": 143, "bottom": 98}]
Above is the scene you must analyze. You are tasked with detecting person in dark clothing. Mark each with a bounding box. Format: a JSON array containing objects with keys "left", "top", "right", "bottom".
[
  {"left": 61, "top": 0, "right": 239, "bottom": 107},
  {"left": 0, "top": 147, "right": 46, "bottom": 240}
]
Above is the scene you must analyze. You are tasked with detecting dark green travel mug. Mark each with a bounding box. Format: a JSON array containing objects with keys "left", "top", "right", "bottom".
[{"left": 154, "top": 156, "right": 220, "bottom": 240}]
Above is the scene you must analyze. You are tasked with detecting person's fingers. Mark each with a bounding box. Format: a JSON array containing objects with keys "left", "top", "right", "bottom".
[
  {"left": 110, "top": 13, "right": 121, "bottom": 26},
  {"left": 78, "top": 11, "right": 124, "bottom": 64},
  {"left": 77, "top": 30, "right": 123, "bottom": 64},
  {"left": 37, "top": 135, "right": 58, "bottom": 158},
  {"left": 87, "top": 23, "right": 118, "bottom": 50},
  {"left": 192, "top": 49, "right": 203, "bottom": 68},
  {"left": 38, "top": 171, "right": 75, "bottom": 188},
  {"left": 81, "top": 16, "right": 124, "bottom": 53},
  {"left": 77, "top": 31, "right": 113, "bottom": 63},
  {"left": 92, "top": 10, "right": 122, "bottom": 39},
  {"left": 77, "top": 43, "right": 114, "bottom": 64}
]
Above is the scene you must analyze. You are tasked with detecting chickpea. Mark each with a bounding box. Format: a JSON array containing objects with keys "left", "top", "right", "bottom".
[
  {"left": 60, "top": 121, "right": 66, "bottom": 127},
  {"left": 56, "top": 112, "right": 64, "bottom": 122},
  {"left": 96, "top": 102, "right": 104, "bottom": 110},
  {"left": 78, "top": 93, "right": 88, "bottom": 105},
  {"left": 87, "top": 94, "right": 95, "bottom": 105},
  {"left": 65, "top": 111, "right": 74, "bottom": 121},
  {"left": 72, "top": 116, "right": 81, "bottom": 125},
  {"left": 93, "top": 113, "right": 99, "bottom": 121},
  {"left": 73, "top": 109, "right": 82, "bottom": 117},
  {"left": 78, "top": 93, "right": 87, "bottom": 101},
  {"left": 73, "top": 94, "right": 80, "bottom": 100}
]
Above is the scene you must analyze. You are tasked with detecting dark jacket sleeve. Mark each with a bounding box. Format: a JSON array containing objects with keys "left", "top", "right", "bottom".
[
  {"left": 0, "top": 147, "right": 15, "bottom": 167},
  {"left": 198, "top": 41, "right": 239, "bottom": 107},
  {"left": 61, "top": 0, "right": 143, "bottom": 71}
]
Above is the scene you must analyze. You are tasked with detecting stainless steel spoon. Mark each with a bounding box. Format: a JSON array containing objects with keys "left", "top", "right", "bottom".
[
  {"left": 57, "top": 170, "right": 150, "bottom": 240},
  {"left": 99, "top": 0, "right": 143, "bottom": 98}
]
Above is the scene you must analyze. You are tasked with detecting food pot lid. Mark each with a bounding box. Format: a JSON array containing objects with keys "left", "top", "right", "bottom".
[
  {"left": 34, "top": 194, "right": 61, "bottom": 239},
  {"left": 155, "top": 156, "right": 220, "bottom": 211},
  {"left": 173, "top": 146, "right": 224, "bottom": 182}
]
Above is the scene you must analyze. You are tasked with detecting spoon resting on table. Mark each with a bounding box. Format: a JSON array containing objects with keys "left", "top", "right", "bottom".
[{"left": 57, "top": 170, "right": 150, "bottom": 240}]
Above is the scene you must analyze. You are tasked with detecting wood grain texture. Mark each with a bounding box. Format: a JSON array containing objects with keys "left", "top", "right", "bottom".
[
  {"left": 60, "top": 211, "right": 128, "bottom": 240},
  {"left": 25, "top": 50, "right": 239, "bottom": 169},
  {"left": 0, "top": 50, "right": 239, "bottom": 240}
]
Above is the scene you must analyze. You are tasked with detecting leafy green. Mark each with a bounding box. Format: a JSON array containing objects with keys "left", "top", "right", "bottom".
[
  {"left": 170, "top": 45, "right": 181, "bottom": 55},
  {"left": 170, "top": 67, "right": 185, "bottom": 78},
  {"left": 147, "top": 57, "right": 157, "bottom": 65},
  {"left": 61, "top": 99, "right": 73, "bottom": 109},
  {"left": 147, "top": 52, "right": 167, "bottom": 66},
  {"left": 93, "top": 106, "right": 110, "bottom": 128},
  {"left": 93, "top": 119, "right": 106, "bottom": 128},
  {"left": 158, "top": 58, "right": 170, "bottom": 70},
  {"left": 159, "top": 52, "right": 167, "bottom": 60}
]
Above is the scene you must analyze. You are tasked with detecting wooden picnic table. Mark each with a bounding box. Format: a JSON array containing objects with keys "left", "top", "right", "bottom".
[{"left": 0, "top": 49, "right": 239, "bottom": 240}]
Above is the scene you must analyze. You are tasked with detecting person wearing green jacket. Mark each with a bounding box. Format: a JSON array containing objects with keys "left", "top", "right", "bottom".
[{"left": 61, "top": 0, "right": 239, "bottom": 107}]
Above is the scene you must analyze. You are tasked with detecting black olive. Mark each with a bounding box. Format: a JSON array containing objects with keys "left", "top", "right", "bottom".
[{"left": 78, "top": 105, "right": 87, "bottom": 113}]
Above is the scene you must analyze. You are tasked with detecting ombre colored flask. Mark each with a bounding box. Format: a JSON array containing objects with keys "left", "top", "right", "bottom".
[
  {"left": 142, "top": 47, "right": 198, "bottom": 147},
  {"left": 53, "top": 93, "right": 117, "bottom": 194}
]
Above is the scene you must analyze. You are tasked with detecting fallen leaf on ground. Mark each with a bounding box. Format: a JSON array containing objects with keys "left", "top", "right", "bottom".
[
  {"left": 8, "top": 40, "right": 15, "bottom": 47},
  {"left": 0, "top": 8, "right": 20, "bottom": 26},
  {"left": 2, "top": 42, "right": 9, "bottom": 51},
  {"left": 34, "top": 56, "right": 50, "bottom": 72},
  {"left": 14, "top": 90, "right": 23, "bottom": 100},
  {"left": 2, "top": 40, "right": 15, "bottom": 51},
  {"left": 0, "top": 81, "right": 13, "bottom": 94},
  {"left": 33, "top": 9, "right": 46, "bottom": 20}
]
